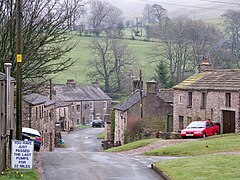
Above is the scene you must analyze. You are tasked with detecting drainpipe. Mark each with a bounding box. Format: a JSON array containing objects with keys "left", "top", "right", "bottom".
[
  {"left": 4, "top": 62, "right": 11, "bottom": 168},
  {"left": 4, "top": 63, "right": 11, "bottom": 135}
]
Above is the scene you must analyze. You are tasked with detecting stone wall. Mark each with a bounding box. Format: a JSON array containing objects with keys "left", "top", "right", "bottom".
[{"left": 173, "top": 90, "right": 240, "bottom": 132}]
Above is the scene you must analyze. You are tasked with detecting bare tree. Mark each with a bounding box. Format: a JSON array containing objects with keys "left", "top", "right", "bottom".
[
  {"left": 143, "top": 4, "right": 167, "bottom": 25},
  {"left": 152, "top": 18, "right": 224, "bottom": 85},
  {"left": 185, "top": 20, "right": 223, "bottom": 68},
  {"left": 88, "top": 0, "right": 122, "bottom": 36},
  {"left": 0, "top": 0, "right": 85, "bottom": 93},
  {"left": 222, "top": 10, "right": 240, "bottom": 68},
  {"left": 88, "top": 32, "right": 134, "bottom": 93},
  {"left": 63, "top": 0, "right": 85, "bottom": 30}
]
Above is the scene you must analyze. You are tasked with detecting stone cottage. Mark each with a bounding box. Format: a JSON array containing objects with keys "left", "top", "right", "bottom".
[
  {"left": 53, "top": 80, "right": 112, "bottom": 126},
  {"left": 0, "top": 72, "right": 15, "bottom": 172},
  {"left": 173, "top": 59, "right": 240, "bottom": 134},
  {"left": 23, "top": 94, "right": 56, "bottom": 151},
  {"left": 114, "top": 81, "right": 173, "bottom": 145},
  {"left": 55, "top": 100, "right": 73, "bottom": 131}
]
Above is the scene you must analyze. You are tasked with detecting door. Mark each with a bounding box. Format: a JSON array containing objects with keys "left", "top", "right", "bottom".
[
  {"left": 222, "top": 110, "right": 235, "bottom": 133},
  {"left": 167, "top": 115, "right": 173, "bottom": 132},
  {"left": 49, "top": 132, "right": 53, "bottom": 151}
]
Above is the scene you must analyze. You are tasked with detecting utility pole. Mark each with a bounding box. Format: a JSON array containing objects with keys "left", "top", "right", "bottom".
[
  {"left": 16, "top": 0, "right": 23, "bottom": 140},
  {"left": 139, "top": 70, "right": 143, "bottom": 119}
]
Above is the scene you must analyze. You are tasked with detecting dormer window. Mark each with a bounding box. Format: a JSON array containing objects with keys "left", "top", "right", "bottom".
[{"left": 226, "top": 93, "right": 231, "bottom": 107}]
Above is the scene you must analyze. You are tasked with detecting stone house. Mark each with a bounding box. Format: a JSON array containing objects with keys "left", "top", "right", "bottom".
[
  {"left": 0, "top": 72, "right": 15, "bottom": 172},
  {"left": 23, "top": 94, "right": 56, "bottom": 151},
  {"left": 53, "top": 80, "right": 112, "bottom": 126},
  {"left": 55, "top": 100, "right": 73, "bottom": 131},
  {"left": 173, "top": 60, "right": 240, "bottom": 134},
  {"left": 114, "top": 81, "right": 173, "bottom": 145}
]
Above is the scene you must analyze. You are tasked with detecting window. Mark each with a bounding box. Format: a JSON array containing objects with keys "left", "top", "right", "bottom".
[
  {"left": 72, "top": 105, "right": 75, "bottom": 112},
  {"left": 59, "top": 109, "right": 61, "bottom": 118},
  {"left": 89, "top": 101, "right": 94, "bottom": 110},
  {"left": 179, "top": 116, "right": 184, "bottom": 130},
  {"left": 89, "top": 115, "right": 93, "bottom": 121},
  {"left": 179, "top": 95, "right": 182, "bottom": 104},
  {"left": 226, "top": 93, "right": 231, "bottom": 107},
  {"left": 96, "top": 113, "right": 100, "bottom": 118},
  {"left": 77, "top": 105, "right": 80, "bottom": 112},
  {"left": 188, "top": 92, "right": 192, "bottom": 107},
  {"left": 64, "top": 108, "right": 66, "bottom": 116},
  {"left": 36, "top": 107, "right": 38, "bottom": 120},
  {"left": 103, "top": 101, "right": 107, "bottom": 109},
  {"left": 201, "top": 92, "right": 206, "bottom": 109}
]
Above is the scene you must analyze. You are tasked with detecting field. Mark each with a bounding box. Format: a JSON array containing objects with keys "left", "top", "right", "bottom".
[{"left": 52, "top": 33, "right": 158, "bottom": 85}]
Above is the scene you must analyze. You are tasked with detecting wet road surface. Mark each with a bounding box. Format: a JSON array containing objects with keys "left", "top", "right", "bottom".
[{"left": 39, "top": 128, "right": 163, "bottom": 180}]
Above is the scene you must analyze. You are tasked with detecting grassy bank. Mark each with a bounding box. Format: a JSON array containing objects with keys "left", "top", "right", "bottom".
[
  {"left": 144, "top": 134, "right": 240, "bottom": 156},
  {"left": 155, "top": 154, "right": 240, "bottom": 180},
  {"left": 106, "top": 138, "right": 159, "bottom": 152}
]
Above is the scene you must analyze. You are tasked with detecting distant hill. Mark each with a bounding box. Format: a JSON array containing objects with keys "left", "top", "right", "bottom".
[{"left": 108, "top": 0, "right": 239, "bottom": 20}]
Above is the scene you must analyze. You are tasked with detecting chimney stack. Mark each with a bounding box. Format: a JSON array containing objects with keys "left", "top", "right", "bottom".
[
  {"left": 66, "top": 79, "right": 76, "bottom": 88},
  {"left": 198, "top": 57, "right": 213, "bottom": 73},
  {"left": 146, "top": 80, "right": 157, "bottom": 94}
]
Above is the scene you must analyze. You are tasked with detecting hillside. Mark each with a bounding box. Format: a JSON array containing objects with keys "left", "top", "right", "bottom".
[
  {"left": 53, "top": 35, "right": 157, "bottom": 85},
  {"left": 108, "top": 0, "right": 239, "bottom": 20}
]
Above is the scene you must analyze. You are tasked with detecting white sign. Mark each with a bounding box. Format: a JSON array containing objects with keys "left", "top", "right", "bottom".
[{"left": 11, "top": 140, "right": 34, "bottom": 169}]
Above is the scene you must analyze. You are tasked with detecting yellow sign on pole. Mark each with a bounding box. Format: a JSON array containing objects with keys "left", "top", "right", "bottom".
[{"left": 17, "top": 54, "right": 22, "bottom": 62}]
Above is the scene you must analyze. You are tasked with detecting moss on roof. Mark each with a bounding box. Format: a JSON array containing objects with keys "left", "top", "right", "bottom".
[{"left": 174, "top": 69, "right": 240, "bottom": 91}]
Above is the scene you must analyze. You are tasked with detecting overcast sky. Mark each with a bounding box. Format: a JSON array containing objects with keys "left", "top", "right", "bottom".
[{"left": 107, "top": 0, "right": 240, "bottom": 19}]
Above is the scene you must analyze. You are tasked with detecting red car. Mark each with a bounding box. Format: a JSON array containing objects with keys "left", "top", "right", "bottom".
[{"left": 180, "top": 120, "right": 219, "bottom": 138}]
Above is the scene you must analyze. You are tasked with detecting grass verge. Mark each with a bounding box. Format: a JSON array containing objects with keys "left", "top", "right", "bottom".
[
  {"left": 0, "top": 168, "right": 39, "bottom": 180},
  {"left": 106, "top": 138, "right": 159, "bottom": 152},
  {"left": 144, "top": 134, "right": 240, "bottom": 156},
  {"left": 97, "top": 132, "right": 105, "bottom": 139},
  {"left": 155, "top": 154, "right": 240, "bottom": 180}
]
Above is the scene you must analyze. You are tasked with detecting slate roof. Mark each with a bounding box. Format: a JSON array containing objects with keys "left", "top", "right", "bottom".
[
  {"left": 24, "top": 93, "right": 56, "bottom": 106},
  {"left": 114, "top": 90, "right": 146, "bottom": 111},
  {"left": 54, "top": 84, "right": 111, "bottom": 102},
  {"left": 158, "top": 89, "right": 173, "bottom": 103},
  {"left": 174, "top": 69, "right": 240, "bottom": 91}
]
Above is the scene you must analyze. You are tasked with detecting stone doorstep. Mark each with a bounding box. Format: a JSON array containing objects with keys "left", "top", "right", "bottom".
[{"left": 151, "top": 164, "right": 171, "bottom": 180}]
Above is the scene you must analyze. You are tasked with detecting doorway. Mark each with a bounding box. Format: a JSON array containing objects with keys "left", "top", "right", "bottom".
[{"left": 222, "top": 110, "right": 235, "bottom": 133}]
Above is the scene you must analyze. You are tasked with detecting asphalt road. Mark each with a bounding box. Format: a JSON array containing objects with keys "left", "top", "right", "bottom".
[{"left": 39, "top": 127, "right": 163, "bottom": 180}]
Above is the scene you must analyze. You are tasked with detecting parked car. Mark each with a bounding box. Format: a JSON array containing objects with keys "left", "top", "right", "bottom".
[
  {"left": 22, "top": 127, "right": 42, "bottom": 151},
  {"left": 180, "top": 120, "right": 219, "bottom": 138},
  {"left": 92, "top": 119, "right": 104, "bottom": 128}
]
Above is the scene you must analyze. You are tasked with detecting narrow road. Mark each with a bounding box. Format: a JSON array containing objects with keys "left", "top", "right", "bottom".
[{"left": 39, "top": 128, "right": 163, "bottom": 180}]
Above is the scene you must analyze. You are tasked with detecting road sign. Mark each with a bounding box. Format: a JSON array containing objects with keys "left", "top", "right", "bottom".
[{"left": 11, "top": 140, "right": 34, "bottom": 169}]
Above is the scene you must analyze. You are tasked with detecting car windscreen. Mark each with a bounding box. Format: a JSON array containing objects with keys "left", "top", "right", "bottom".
[{"left": 186, "top": 121, "right": 206, "bottom": 129}]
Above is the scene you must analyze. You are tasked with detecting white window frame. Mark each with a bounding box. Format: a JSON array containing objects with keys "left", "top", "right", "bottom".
[
  {"left": 103, "top": 101, "right": 107, "bottom": 109},
  {"left": 89, "top": 115, "right": 94, "bottom": 121},
  {"left": 89, "top": 101, "right": 94, "bottom": 111},
  {"left": 76, "top": 104, "right": 81, "bottom": 112}
]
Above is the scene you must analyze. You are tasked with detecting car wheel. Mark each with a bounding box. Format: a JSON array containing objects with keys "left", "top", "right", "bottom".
[
  {"left": 35, "top": 146, "right": 40, "bottom": 152},
  {"left": 203, "top": 133, "right": 206, "bottom": 138},
  {"left": 215, "top": 131, "right": 218, "bottom": 135}
]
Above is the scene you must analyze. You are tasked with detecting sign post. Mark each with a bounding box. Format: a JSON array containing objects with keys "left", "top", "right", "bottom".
[{"left": 11, "top": 140, "right": 34, "bottom": 169}]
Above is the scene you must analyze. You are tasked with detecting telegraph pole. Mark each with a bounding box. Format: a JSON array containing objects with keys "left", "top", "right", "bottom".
[
  {"left": 139, "top": 70, "right": 143, "bottom": 119},
  {"left": 16, "top": 0, "right": 23, "bottom": 140}
]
